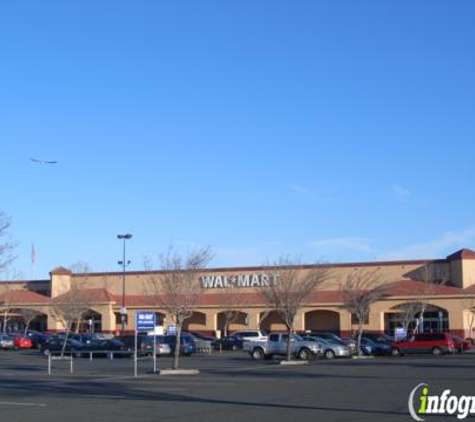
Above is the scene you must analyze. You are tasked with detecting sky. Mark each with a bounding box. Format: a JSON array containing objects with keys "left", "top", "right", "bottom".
[{"left": 1, "top": 0, "right": 475, "bottom": 280}]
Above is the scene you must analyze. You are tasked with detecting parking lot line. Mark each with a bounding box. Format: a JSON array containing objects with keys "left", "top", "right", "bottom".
[{"left": 0, "top": 401, "right": 46, "bottom": 407}]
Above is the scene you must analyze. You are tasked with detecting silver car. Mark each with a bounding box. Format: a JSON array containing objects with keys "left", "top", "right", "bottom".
[
  {"left": 303, "top": 336, "right": 351, "bottom": 359},
  {"left": 140, "top": 336, "right": 172, "bottom": 356},
  {"left": 0, "top": 334, "right": 14, "bottom": 350}
]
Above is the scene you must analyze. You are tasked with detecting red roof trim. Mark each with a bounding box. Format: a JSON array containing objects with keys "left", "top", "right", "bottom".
[
  {"left": 50, "top": 267, "right": 72, "bottom": 276},
  {"left": 447, "top": 248, "right": 475, "bottom": 261}
]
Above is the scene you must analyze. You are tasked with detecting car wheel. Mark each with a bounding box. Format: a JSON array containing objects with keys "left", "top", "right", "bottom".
[
  {"left": 251, "top": 348, "right": 265, "bottom": 360},
  {"left": 432, "top": 347, "right": 442, "bottom": 356},
  {"left": 231, "top": 344, "right": 238, "bottom": 351},
  {"left": 298, "top": 347, "right": 312, "bottom": 360},
  {"left": 324, "top": 349, "right": 335, "bottom": 359},
  {"left": 43, "top": 348, "right": 51, "bottom": 356},
  {"left": 390, "top": 348, "right": 401, "bottom": 357}
]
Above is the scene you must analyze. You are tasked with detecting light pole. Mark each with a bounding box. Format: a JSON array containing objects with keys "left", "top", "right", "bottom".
[{"left": 117, "top": 233, "right": 132, "bottom": 333}]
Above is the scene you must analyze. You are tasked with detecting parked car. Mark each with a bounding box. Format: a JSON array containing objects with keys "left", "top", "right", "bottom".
[
  {"left": 164, "top": 334, "right": 197, "bottom": 356},
  {"left": 311, "top": 332, "right": 357, "bottom": 354},
  {"left": 214, "top": 335, "right": 244, "bottom": 351},
  {"left": 390, "top": 333, "right": 455, "bottom": 356},
  {"left": 302, "top": 335, "right": 351, "bottom": 359},
  {"left": 0, "top": 334, "right": 14, "bottom": 350},
  {"left": 189, "top": 332, "right": 215, "bottom": 342},
  {"left": 117, "top": 334, "right": 147, "bottom": 352},
  {"left": 359, "top": 338, "right": 390, "bottom": 356},
  {"left": 25, "top": 331, "right": 50, "bottom": 349},
  {"left": 40, "top": 338, "right": 85, "bottom": 356},
  {"left": 231, "top": 330, "right": 268, "bottom": 342},
  {"left": 451, "top": 336, "right": 472, "bottom": 353},
  {"left": 12, "top": 334, "right": 32, "bottom": 349},
  {"left": 360, "top": 333, "right": 393, "bottom": 344},
  {"left": 139, "top": 336, "right": 172, "bottom": 356},
  {"left": 81, "top": 339, "right": 131, "bottom": 357},
  {"left": 245, "top": 333, "right": 322, "bottom": 360}
]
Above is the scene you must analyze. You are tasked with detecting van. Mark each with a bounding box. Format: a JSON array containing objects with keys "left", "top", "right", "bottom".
[{"left": 390, "top": 333, "right": 455, "bottom": 356}]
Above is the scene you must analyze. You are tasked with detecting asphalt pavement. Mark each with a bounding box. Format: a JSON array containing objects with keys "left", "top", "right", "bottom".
[{"left": 0, "top": 350, "right": 474, "bottom": 422}]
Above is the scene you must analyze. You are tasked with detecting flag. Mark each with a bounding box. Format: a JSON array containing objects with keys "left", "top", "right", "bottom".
[{"left": 31, "top": 244, "right": 36, "bottom": 264}]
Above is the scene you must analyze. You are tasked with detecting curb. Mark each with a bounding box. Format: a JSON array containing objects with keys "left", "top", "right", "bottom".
[
  {"left": 158, "top": 369, "right": 200, "bottom": 375},
  {"left": 279, "top": 360, "right": 309, "bottom": 366}
]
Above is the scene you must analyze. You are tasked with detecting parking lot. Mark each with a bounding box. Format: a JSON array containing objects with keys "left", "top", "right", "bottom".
[{"left": 1, "top": 350, "right": 474, "bottom": 422}]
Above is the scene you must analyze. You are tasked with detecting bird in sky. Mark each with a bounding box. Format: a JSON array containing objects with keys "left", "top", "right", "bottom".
[{"left": 30, "top": 158, "right": 58, "bottom": 165}]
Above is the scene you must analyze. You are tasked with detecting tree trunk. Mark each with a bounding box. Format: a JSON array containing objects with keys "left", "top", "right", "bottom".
[
  {"left": 469, "top": 312, "right": 475, "bottom": 339},
  {"left": 402, "top": 319, "right": 411, "bottom": 340},
  {"left": 3, "top": 310, "right": 8, "bottom": 334},
  {"left": 356, "top": 321, "right": 363, "bottom": 357},
  {"left": 286, "top": 324, "right": 294, "bottom": 361},
  {"left": 172, "top": 324, "right": 182, "bottom": 370},
  {"left": 417, "top": 304, "right": 427, "bottom": 334},
  {"left": 61, "top": 321, "right": 72, "bottom": 357},
  {"left": 223, "top": 319, "right": 229, "bottom": 338}
]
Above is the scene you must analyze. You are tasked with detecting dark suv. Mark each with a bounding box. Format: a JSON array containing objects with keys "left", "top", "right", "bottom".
[
  {"left": 164, "top": 334, "right": 196, "bottom": 356},
  {"left": 390, "top": 333, "right": 455, "bottom": 356}
]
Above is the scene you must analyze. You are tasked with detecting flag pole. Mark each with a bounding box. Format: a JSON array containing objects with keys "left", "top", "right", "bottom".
[{"left": 31, "top": 244, "right": 36, "bottom": 281}]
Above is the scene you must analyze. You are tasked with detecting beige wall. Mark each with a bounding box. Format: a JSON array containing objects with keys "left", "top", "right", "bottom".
[
  {"left": 4, "top": 254, "right": 475, "bottom": 336},
  {"left": 67, "top": 259, "right": 450, "bottom": 297}
]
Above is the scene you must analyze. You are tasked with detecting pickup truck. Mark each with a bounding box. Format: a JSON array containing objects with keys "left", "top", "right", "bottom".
[{"left": 244, "top": 333, "right": 322, "bottom": 360}]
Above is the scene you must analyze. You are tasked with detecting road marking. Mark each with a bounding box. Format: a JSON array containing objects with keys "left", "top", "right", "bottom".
[
  {"left": 63, "top": 394, "right": 126, "bottom": 399},
  {"left": 0, "top": 401, "right": 46, "bottom": 407}
]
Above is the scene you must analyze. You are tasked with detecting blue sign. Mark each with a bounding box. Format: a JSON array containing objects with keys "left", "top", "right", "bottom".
[
  {"left": 167, "top": 325, "right": 177, "bottom": 335},
  {"left": 395, "top": 327, "right": 406, "bottom": 340},
  {"left": 135, "top": 311, "right": 156, "bottom": 332}
]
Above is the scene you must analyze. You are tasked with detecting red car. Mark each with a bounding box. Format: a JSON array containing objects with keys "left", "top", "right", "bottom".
[
  {"left": 12, "top": 335, "right": 33, "bottom": 349},
  {"left": 390, "top": 333, "right": 455, "bottom": 356},
  {"left": 451, "top": 336, "right": 472, "bottom": 353}
]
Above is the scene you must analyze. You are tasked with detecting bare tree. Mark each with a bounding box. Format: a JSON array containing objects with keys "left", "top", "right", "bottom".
[
  {"left": 260, "top": 257, "right": 330, "bottom": 361},
  {"left": 463, "top": 296, "right": 475, "bottom": 340},
  {"left": 0, "top": 285, "right": 25, "bottom": 334},
  {"left": 340, "top": 269, "right": 388, "bottom": 357},
  {"left": 393, "top": 301, "right": 421, "bottom": 339},
  {"left": 258, "top": 309, "right": 272, "bottom": 332},
  {"left": 50, "top": 263, "right": 93, "bottom": 355},
  {"left": 219, "top": 281, "right": 248, "bottom": 337},
  {"left": 145, "top": 247, "right": 213, "bottom": 370},
  {"left": 0, "top": 289, "right": 14, "bottom": 334},
  {"left": 408, "top": 262, "right": 449, "bottom": 334},
  {"left": 0, "top": 211, "right": 15, "bottom": 273},
  {"left": 20, "top": 308, "right": 43, "bottom": 334}
]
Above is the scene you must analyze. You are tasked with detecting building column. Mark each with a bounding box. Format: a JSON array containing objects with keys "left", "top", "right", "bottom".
[
  {"left": 247, "top": 309, "right": 261, "bottom": 330},
  {"left": 294, "top": 311, "right": 305, "bottom": 332},
  {"left": 100, "top": 306, "right": 116, "bottom": 333},
  {"left": 339, "top": 309, "right": 352, "bottom": 338}
]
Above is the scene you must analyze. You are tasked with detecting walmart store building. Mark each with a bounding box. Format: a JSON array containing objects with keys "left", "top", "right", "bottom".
[{"left": 1, "top": 248, "right": 475, "bottom": 339}]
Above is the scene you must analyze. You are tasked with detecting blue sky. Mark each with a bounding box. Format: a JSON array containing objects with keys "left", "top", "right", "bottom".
[{"left": 1, "top": 0, "right": 475, "bottom": 279}]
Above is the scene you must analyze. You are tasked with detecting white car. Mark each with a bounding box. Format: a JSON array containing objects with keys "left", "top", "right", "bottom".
[
  {"left": 0, "top": 334, "right": 14, "bottom": 349},
  {"left": 231, "top": 330, "right": 268, "bottom": 351},
  {"left": 231, "top": 330, "right": 268, "bottom": 342}
]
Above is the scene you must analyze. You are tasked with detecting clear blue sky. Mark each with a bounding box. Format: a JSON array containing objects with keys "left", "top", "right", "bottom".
[{"left": 1, "top": 0, "right": 475, "bottom": 279}]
